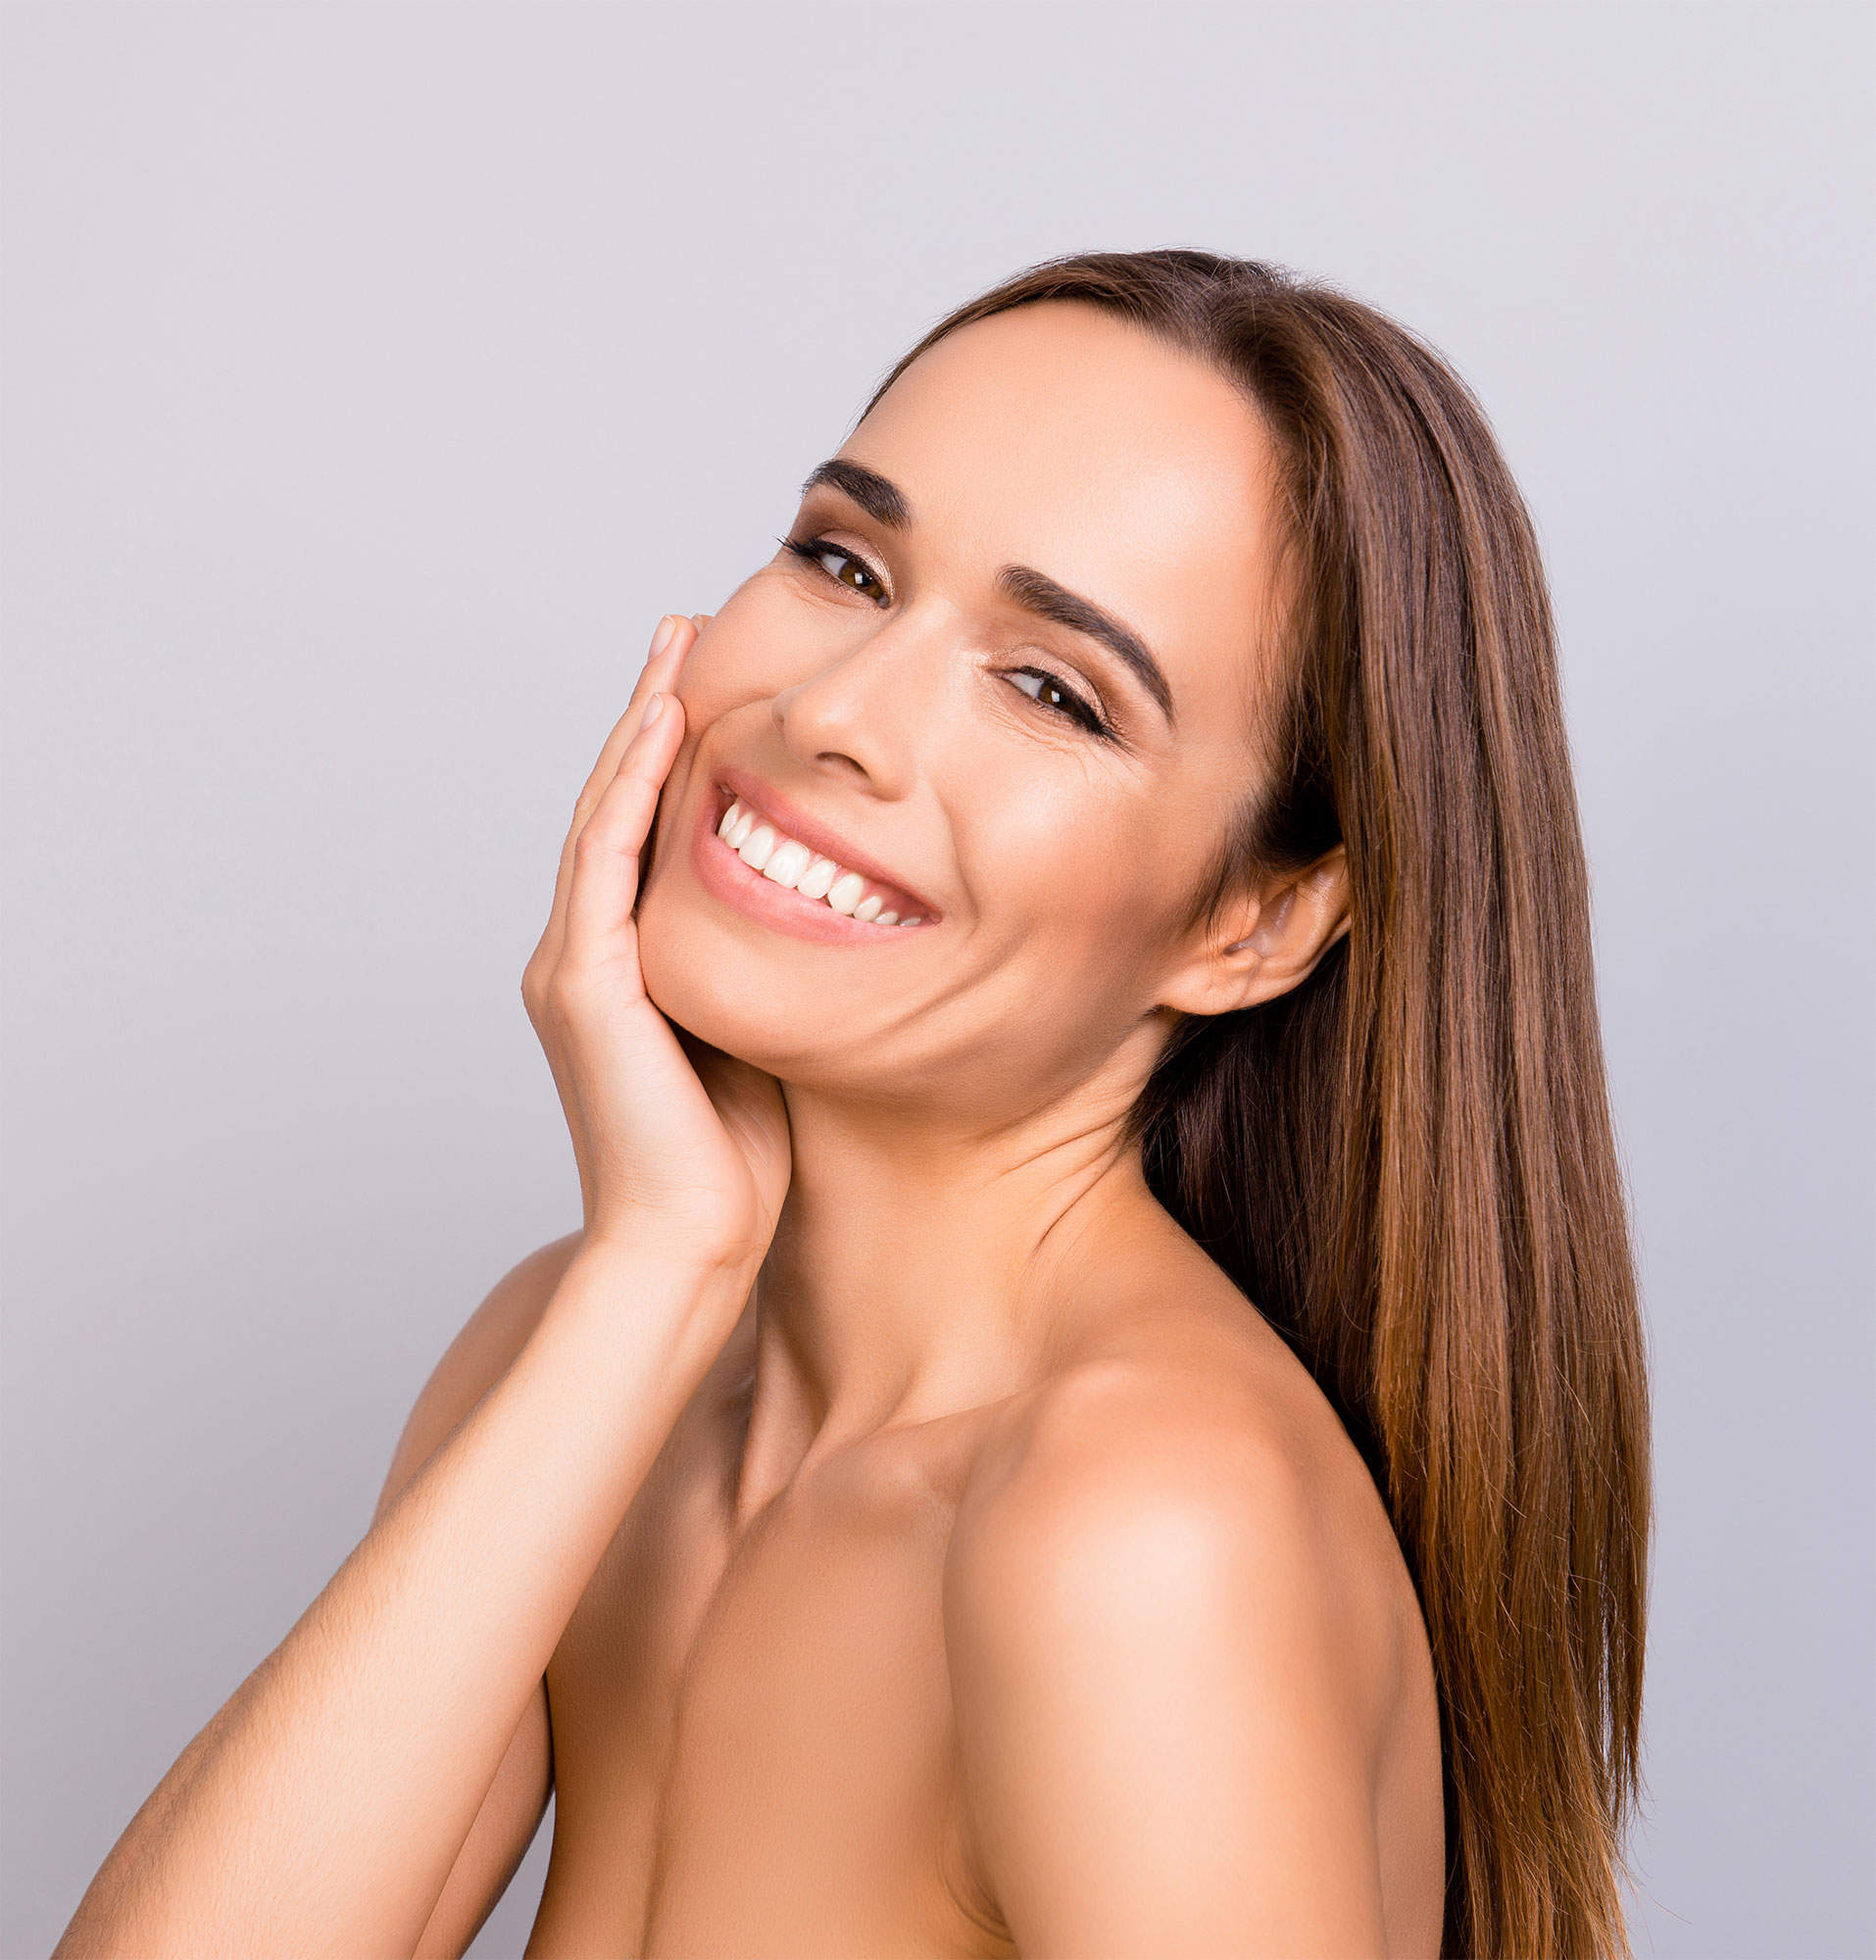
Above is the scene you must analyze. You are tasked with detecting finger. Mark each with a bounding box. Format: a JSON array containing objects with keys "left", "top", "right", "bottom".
[
  {"left": 562, "top": 691, "right": 688, "bottom": 966},
  {"left": 533, "top": 614, "right": 697, "bottom": 971},
  {"left": 568, "top": 615, "right": 696, "bottom": 836}
]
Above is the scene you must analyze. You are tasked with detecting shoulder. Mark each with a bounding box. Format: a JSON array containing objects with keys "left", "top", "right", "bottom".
[
  {"left": 941, "top": 1343, "right": 1411, "bottom": 1950},
  {"left": 373, "top": 1232, "right": 584, "bottom": 1522},
  {"left": 949, "top": 1346, "right": 1397, "bottom": 1698}
]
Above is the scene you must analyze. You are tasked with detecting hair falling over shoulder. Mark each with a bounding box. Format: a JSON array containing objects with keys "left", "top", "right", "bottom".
[{"left": 865, "top": 252, "right": 1653, "bottom": 1958}]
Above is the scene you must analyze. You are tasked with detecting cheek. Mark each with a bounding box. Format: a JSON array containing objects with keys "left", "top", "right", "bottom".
[
  {"left": 634, "top": 890, "right": 766, "bottom": 1058},
  {"left": 969, "top": 771, "right": 1184, "bottom": 965},
  {"left": 933, "top": 782, "right": 1202, "bottom": 1076},
  {"left": 674, "top": 578, "right": 812, "bottom": 721}
]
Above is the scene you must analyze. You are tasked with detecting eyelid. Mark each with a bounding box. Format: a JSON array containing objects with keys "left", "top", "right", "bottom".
[
  {"left": 783, "top": 531, "right": 894, "bottom": 605},
  {"left": 1007, "top": 662, "right": 1115, "bottom": 739},
  {"left": 780, "top": 534, "right": 1118, "bottom": 740}
]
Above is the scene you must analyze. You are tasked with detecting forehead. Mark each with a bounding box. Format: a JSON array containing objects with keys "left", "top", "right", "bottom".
[{"left": 843, "top": 303, "right": 1283, "bottom": 699}]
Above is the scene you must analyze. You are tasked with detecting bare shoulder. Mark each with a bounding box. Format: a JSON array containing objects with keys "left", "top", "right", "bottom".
[
  {"left": 942, "top": 1260, "right": 1441, "bottom": 1952},
  {"left": 945, "top": 1254, "right": 1443, "bottom": 1944},
  {"left": 947, "top": 1248, "right": 1432, "bottom": 1773},
  {"left": 373, "top": 1232, "right": 585, "bottom": 1521}
]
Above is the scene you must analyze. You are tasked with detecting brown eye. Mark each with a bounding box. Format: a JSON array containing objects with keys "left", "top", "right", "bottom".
[
  {"left": 783, "top": 536, "right": 889, "bottom": 606},
  {"left": 1010, "top": 666, "right": 1108, "bottom": 736},
  {"left": 831, "top": 552, "right": 877, "bottom": 594}
]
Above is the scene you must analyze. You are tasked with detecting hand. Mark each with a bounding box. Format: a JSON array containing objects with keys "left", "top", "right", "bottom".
[{"left": 522, "top": 614, "right": 791, "bottom": 1275}]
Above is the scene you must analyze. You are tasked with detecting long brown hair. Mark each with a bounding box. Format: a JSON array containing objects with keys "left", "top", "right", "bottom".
[{"left": 862, "top": 252, "right": 1651, "bottom": 1957}]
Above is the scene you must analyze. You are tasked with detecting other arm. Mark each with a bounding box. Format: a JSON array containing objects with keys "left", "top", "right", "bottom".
[
  {"left": 384, "top": 1237, "right": 572, "bottom": 1960},
  {"left": 53, "top": 1234, "right": 755, "bottom": 1960},
  {"left": 56, "top": 614, "right": 788, "bottom": 1957}
]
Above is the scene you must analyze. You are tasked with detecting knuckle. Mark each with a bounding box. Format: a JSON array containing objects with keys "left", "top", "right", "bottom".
[
  {"left": 573, "top": 827, "right": 638, "bottom": 878},
  {"left": 545, "top": 967, "right": 588, "bottom": 1021}
]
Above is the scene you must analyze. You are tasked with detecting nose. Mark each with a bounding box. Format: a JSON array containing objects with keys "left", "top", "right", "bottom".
[{"left": 770, "top": 612, "right": 938, "bottom": 803}]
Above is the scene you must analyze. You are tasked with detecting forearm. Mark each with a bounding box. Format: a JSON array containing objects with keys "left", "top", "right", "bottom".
[{"left": 57, "top": 1239, "right": 749, "bottom": 1960}]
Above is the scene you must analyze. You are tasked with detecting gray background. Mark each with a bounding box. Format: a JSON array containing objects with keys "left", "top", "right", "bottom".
[{"left": 3, "top": 3, "right": 1870, "bottom": 1954}]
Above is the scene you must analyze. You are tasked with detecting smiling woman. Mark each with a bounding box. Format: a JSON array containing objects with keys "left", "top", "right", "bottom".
[{"left": 56, "top": 252, "right": 1648, "bottom": 1960}]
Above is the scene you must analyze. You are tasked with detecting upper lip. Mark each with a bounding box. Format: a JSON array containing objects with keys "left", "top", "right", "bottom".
[{"left": 713, "top": 764, "right": 943, "bottom": 921}]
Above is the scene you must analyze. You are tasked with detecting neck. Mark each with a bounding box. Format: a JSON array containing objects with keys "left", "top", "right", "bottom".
[{"left": 733, "top": 1055, "right": 1159, "bottom": 1513}]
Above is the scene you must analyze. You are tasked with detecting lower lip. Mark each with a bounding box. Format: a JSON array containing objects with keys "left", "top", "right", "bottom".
[{"left": 687, "top": 793, "right": 924, "bottom": 947}]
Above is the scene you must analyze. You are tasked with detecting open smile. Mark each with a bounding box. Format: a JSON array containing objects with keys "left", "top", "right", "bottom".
[{"left": 687, "top": 770, "right": 939, "bottom": 947}]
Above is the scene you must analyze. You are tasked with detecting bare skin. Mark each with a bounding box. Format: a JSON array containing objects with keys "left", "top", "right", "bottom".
[{"left": 57, "top": 303, "right": 1445, "bottom": 1959}]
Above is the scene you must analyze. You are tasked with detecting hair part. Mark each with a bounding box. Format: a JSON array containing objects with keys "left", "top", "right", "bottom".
[{"left": 862, "top": 251, "right": 1652, "bottom": 1958}]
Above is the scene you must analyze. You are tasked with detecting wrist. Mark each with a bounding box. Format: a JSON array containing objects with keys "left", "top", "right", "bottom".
[
  {"left": 580, "top": 1196, "right": 770, "bottom": 1280},
  {"left": 534, "top": 1238, "right": 756, "bottom": 1393},
  {"left": 564, "top": 1222, "right": 762, "bottom": 1310}
]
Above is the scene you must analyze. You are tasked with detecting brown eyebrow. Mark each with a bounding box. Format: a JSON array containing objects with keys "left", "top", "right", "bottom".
[
  {"left": 800, "top": 458, "right": 911, "bottom": 529},
  {"left": 996, "top": 565, "right": 1175, "bottom": 724},
  {"left": 798, "top": 461, "right": 1174, "bottom": 724}
]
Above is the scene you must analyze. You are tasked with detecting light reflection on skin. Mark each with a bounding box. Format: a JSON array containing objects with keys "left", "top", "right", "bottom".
[
  {"left": 44, "top": 297, "right": 1431, "bottom": 1960},
  {"left": 633, "top": 299, "right": 1351, "bottom": 1439},
  {"left": 602, "top": 300, "right": 1410, "bottom": 1957},
  {"left": 643, "top": 305, "right": 1295, "bottom": 1117}
]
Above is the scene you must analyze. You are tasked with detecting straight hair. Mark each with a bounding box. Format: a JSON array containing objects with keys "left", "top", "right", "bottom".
[{"left": 861, "top": 251, "right": 1652, "bottom": 1958}]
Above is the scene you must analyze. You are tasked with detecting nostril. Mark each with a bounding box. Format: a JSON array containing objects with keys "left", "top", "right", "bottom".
[{"left": 813, "top": 753, "right": 874, "bottom": 786}]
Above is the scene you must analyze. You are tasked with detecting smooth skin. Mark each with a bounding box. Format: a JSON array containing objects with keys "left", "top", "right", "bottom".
[{"left": 57, "top": 303, "right": 1444, "bottom": 1959}]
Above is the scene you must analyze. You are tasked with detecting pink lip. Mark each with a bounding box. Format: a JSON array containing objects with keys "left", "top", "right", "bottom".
[{"left": 686, "top": 768, "right": 942, "bottom": 948}]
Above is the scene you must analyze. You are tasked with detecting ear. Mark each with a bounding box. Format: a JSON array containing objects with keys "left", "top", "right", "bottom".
[{"left": 1157, "top": 846, "right": 1352, "bottom": 1019}]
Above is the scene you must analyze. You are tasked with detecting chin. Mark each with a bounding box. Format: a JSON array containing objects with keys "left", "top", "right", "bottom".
[
  {"left": 633, "top": 881, "right": 858, "bottom": 1087},
  {"left": 638, "top": 907, "right": 778, "bottom": 1069},
  {"left": 631, "top": 769, "right": 942, "bottom": 1087}
]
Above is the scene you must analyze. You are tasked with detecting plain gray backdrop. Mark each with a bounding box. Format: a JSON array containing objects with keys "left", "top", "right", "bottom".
[{"left": 3, "top": 4, "right": 1870, "bottom": 1955}]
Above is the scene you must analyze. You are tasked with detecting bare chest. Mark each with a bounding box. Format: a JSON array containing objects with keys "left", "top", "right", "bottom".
[{"left": 526, "top": 1422, "right": 1012, "bottom": 1959}]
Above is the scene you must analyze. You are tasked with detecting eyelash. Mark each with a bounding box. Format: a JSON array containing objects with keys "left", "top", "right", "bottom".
[
  {"left": 1005, "top": 666, "right": 1111, "bottom": 738},
  {"left": 779, "top": 534, "right": 1115, "bottom": 740},
  {"left": 781, "top": 534, "right": 891, "bottom": 607}
]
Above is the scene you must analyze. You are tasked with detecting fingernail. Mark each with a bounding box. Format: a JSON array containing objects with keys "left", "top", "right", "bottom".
[
  {"left": 649, "top": 615, "right": 678, "bottom": 659},
  {"left": 642, "top": 692, "right": 665, "bottom": 726}
]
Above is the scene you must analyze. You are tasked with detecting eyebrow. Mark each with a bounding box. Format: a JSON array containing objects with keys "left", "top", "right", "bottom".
[
  {"left": 799, "top": 456, "right": 1174, "bottom": 725},
  {"left": 800, "top": 458, "right": 911, "bottom": 529},
  {"left": 996, "top": 564, "right": 1175, "bottom": 724}
]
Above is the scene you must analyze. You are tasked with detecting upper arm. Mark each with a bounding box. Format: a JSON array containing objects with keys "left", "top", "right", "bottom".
[
  {"left": 945, "top": 1385, "right": 1389, "bottom": 1959},
  {"left": 381, "top": 1234, "right": 582, "bottom": 1959}
]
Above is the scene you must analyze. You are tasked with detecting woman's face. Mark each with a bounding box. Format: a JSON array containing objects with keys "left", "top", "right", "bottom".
[{"left": 636, "top": 300, "right": 1288, "bottom": 1125}]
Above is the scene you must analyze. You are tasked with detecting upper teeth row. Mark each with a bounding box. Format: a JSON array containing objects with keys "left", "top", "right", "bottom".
[{"left": 716, "top": 801, "right": 922, "bottom": 927}]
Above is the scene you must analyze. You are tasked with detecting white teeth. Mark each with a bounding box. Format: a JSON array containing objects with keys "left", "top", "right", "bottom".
[
  {"left": 763, "top": 839, "right": 812, "bottom": 889},
  {"left": 719, "top": 802, "right": 922, "bottom": 927},
  {"left": 796, "top": 857, "right": 838, "bottom": 901}
]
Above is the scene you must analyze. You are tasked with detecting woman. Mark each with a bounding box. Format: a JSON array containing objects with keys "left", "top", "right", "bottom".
[{"left": 57, "top": 251, "right": 1650, "bottom": 1959}]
